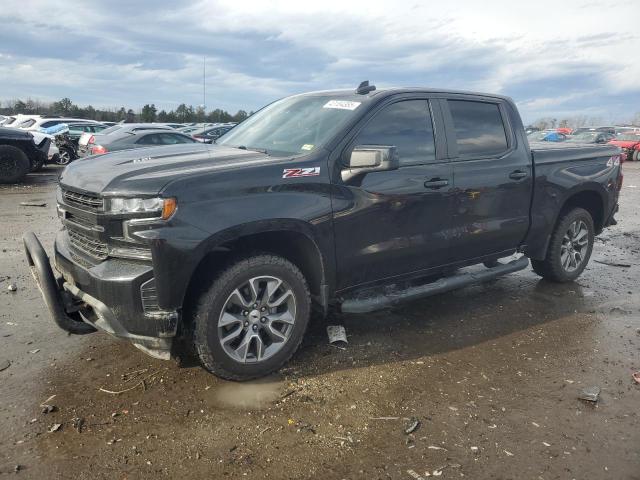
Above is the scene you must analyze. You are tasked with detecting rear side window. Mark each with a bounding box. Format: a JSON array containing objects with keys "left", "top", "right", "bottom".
[
  {"left": 352, "top": 100, "right": 436, "bottom": 165},
  {"left": 448, "top": 100, "right": 508, "bottom": 157},
  {"left": 136, "top": 134, "right": 159, "bottom": 145},
  {"left": 159, "top": 133, "right": 194, "bottom": 144}
]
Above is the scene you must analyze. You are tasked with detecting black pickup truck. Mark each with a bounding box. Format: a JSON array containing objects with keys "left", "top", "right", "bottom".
[{"left": 24, "top": 83, "right": 623, "bottom": 380}]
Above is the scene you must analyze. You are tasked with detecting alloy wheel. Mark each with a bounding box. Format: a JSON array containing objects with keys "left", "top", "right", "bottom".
[
  {"left": 57, "top": 150, "right": 71, "bottom": 165},
  {"left": 218, "top": 276, "right": 296, "bottom": 363},
  {"left": 560, "top": 220, "right": 589, "bottom": 272}
]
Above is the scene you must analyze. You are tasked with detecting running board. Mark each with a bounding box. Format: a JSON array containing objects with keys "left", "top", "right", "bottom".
[{"left": 340, "top": 256, "right": 530, "bottom": 314}]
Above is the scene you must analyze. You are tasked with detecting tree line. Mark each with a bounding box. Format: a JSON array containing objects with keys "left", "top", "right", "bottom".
[{"left": 0, "top": 97, "right": 251, "bottom": 124}]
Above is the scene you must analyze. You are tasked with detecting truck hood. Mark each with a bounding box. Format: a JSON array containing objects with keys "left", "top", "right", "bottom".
[{"left": 59, "top": 143, "right": 273, "bottom": 195}]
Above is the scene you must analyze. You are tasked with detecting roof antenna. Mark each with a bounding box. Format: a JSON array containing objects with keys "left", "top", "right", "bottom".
[{"left": 356, "top": 80, "right": 376, "bottom": 95}]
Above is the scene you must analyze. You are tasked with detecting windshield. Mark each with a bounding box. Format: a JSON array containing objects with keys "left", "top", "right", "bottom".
[
  {"left": 16, "top": 118, "right": 36, "bottom": 128},
  {"left": 567, "top": 132, "right": 598, "bottom": 142},
  {"left": 100, "top": 125, "right": 123, "bottom": 135},
  {"left": 217, "top": 95, "right": 364, "bottom": 156}
]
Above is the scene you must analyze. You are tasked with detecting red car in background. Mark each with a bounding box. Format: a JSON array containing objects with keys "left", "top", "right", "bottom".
[
  {"left": 556, "top": 127, "right": 573, "bottom": 135},
  {"left": 609, "top": 133, "right": 640, "bottom": 161}
]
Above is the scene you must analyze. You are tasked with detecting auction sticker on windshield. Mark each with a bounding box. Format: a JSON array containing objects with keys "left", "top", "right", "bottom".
[{"left": 323, "top": 100, "right": 361, "bottom": 110}]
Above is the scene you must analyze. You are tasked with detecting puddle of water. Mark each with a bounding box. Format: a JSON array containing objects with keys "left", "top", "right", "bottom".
[{"left": 213, "top": 378, "right": 284, "bottom": 410}]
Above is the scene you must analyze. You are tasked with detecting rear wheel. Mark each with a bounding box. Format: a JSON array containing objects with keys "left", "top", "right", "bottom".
[
  {"left": 531, "top": 207, "right": 594, "bottom": 282},
  {"left": 31, "top": 154, "right": 45, "bottom": 172},
  {"left": 0, "top": 145, "right": 30, "bottom": 184},
  {"left": 57, "top": 148, "right": 73, "bottom": 165},
  {"left": 192, "top": 254, "right": 311, "bottom": 381}
]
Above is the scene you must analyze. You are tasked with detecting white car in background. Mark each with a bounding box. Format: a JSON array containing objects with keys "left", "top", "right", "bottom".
[
  {"left": 16, "top": 117, "right": 100, "bottom": 131},
  {"left": 2, "top": 114, "right": 42, "bottom": 128}
]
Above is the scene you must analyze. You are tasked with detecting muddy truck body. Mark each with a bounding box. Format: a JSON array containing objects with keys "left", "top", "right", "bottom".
[{"left": 24, "top": 84, "right": 623, "bottom": 380}]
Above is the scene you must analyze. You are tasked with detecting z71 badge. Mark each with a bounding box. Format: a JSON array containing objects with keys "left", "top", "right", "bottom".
[{"left": 282, "top": 167, "right": 320, "bottom": 178}]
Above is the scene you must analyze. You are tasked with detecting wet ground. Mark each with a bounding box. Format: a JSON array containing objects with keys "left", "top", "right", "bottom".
[{"left": 1, "top": 165, "right": 639, "bottom": 479}]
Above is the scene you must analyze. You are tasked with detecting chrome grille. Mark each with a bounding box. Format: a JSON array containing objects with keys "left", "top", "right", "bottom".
[
  {"left": 68, "top": 229, "right": 109, "bottom": 260},
  {"left": 62, "top": 189, "right": 103, "bottom": 212}
]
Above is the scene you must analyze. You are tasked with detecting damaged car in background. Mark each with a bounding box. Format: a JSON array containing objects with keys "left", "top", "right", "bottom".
[
  {"left": 24, "top": 82, "right": 623, "bottom": 380},
  {"left": 609, "top": 132, "right": 640, "bottom": 162},
  {"left": 0, "top": 127, "right": 50, "bottom": 183}
]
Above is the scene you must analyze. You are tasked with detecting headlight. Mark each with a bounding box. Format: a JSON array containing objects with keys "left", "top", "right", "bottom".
[{"left": 107, "top": 197, "right": 177, "bottom": 220}]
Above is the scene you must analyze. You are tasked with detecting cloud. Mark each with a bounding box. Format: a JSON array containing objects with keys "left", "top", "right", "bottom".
[{"left": 0, "top": 0, "right": 638, "bottom": 122}]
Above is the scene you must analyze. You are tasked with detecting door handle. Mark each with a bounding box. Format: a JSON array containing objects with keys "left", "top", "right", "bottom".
[
  {"left": 424, "top": 178, "right": 449, "bottom": 189},
  {"left": 509, "top": 170, "right": 528, "bottom": 180}
]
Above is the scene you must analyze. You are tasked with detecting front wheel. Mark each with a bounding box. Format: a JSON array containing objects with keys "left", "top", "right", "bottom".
[
  {"left": 531, "top": 207, "right": 594, "bottom": 282},
  {"left": 192, "top": 254, "right": 311, "bottom": 380},
  {"left": 0, "top": 145, "right": 30, "bottom": 184},
  {"left": 56, "top": 148, "right": 73, "bottom": 165}
]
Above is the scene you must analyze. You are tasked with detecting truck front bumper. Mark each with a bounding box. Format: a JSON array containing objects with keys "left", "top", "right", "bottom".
[{"left": 23, "top": 231, "right": 178, "bottom": 360}]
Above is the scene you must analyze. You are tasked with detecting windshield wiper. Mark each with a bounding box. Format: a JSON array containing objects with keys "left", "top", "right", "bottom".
[{"left": 236, "top": 145, "right": 268, "bottom": 154}]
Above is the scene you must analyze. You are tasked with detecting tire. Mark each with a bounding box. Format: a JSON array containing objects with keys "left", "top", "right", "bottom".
[
  {"left": 31, "top": 155, "right": 45, "bottom": 172},
  {"left": 192, "top": 254, "right": 311, "bottom": 381},
  {"left": 531, "top": 207, "right": 594, "bottom": 282},
  {"left": 57, "top": 148, "right": 73, "bottom": 165},
  {"left": 0, "top": 145, "right": 30, "bottom": 184}
]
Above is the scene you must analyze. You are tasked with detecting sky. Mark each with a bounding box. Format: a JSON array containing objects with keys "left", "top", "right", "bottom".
[{"left": 0, "top": 0, "right": 639, "bottom": 124}]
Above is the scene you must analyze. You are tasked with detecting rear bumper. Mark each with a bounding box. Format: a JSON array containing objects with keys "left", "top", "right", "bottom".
[{"left": 23, "top": 231, "right": 177, "bottom": 360}]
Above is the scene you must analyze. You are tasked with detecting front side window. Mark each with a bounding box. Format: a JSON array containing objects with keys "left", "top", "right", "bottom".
[
  {"left": 448, "top": 100, "right": 508, "bottom": 157},
  {"left": 351, "top": 100, "right": 436, "bottom": 165}
]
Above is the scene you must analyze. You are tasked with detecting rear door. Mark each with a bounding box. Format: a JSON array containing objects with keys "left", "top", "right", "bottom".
[
  {"left": 332, "top": 96, "right": 454, "bottom": 289},
  {"left": 442, "top": 97, "right": 532, "bottom": 261}
]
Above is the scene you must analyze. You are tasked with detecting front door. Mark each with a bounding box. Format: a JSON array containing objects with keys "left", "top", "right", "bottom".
[{"left": 332, "top": 98, "right": 454, "bottom": 290}]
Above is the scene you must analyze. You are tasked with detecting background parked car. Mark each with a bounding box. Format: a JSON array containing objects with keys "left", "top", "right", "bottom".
[
  {"left": 66, "top": 123, "right": 110, "bottom": 143},
  {"left": 0, "top": 127, "right": 49, "bottom": 183},
  {"left": 3, "top": 114, "right": 41, "bottom": 128},
  {"left": 609, "top": 133, "right": 640, "bottom": 161},
  {"left": 51, "top": 123, "right": 109, "bottom": 165},
  {"left": 572, "top": 126, "right": 616, "bottom": 136},
  {"left": 81, "top": 129, "right": 197, "bottom": 157},
  {"left": 77, "top": 123, "right": 176, "bottom": 156},
  {"left": 566, "top": 131, "right": 614, "bottom": 144},
  {"left": 191, "top": 124, "right": 235, "bottom": 143},
  {"left": 527, "top": 130, "right": 567, "bottom": 142},
  {"left": 17, "top": 117, "right": 100, "bottom": 131}
]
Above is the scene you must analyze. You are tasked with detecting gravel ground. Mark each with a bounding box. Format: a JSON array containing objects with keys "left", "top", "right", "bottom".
[{"left": 1, "top": 163, "right": 639, "bottom": 479}]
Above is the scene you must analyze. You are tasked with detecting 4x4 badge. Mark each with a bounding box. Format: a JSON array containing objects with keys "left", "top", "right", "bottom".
[{"left": 282, "top": 167, "right": 320, "bottom": 178}]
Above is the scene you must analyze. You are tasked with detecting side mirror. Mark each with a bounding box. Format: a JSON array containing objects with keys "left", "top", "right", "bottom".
[{"left": 341, "top": 146, "right": 399, "bottom": 182}]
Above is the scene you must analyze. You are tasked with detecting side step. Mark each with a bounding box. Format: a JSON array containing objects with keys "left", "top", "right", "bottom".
[{"left": 340, "top": 256, "right": 530, "bottom": 314}]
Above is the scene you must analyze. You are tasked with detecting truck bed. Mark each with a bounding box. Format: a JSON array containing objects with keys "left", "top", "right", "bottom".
[{"left": 530, "top": 141, "right": 620, "bottom": 164}]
